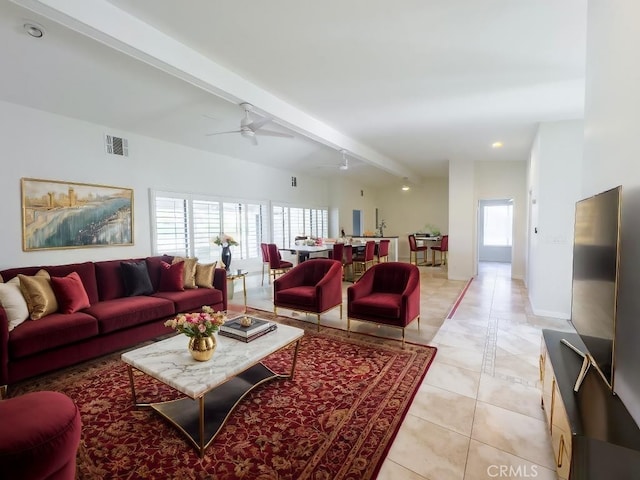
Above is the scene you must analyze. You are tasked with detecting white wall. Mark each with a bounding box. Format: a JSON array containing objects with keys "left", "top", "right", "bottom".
[
  {"left": 583, "top": 0, "right": 640, "bottom": 424},
  {"left": 448, "top": 160, "right": 475, "bottom": 280},
  {"left": 526, "top": 121, "right": 583, "bottom": 318},
  {"left": 0, "top": 100, "right": 330, "bottom": 269},
  {"left": 374, "top": 178, "right": 449, "bottom": 260},
  {"left": 475, "top": 161, "right": 527, "bottom": 279},
  {"left": 327, "top": 177, "right": 378, "bottom": 238}
]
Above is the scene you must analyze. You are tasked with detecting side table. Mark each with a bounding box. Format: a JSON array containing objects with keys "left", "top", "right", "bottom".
[{"left": 226, "top": 270, "right": 248, "bottom": 312}]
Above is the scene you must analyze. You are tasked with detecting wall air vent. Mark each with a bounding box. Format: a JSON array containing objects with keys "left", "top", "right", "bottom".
[
  {"left": 291, "top": 176, "right": 297, "bottom": 187},
  {"left": 105, "top": 134, "right": 129, "bottom": 157}
]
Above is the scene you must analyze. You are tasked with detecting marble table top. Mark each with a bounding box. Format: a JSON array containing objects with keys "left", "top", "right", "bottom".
[{"left": 121, "top": 322, "right": 304, "bottom": 399}]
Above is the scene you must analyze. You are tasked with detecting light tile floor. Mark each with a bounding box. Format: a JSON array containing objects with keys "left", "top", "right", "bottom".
[{"left": 231, "top": 261, "right": 575, "bottom": 480}]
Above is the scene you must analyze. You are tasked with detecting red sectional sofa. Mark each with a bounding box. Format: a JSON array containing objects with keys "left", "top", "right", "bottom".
[{"left": 0, "top": 255, "right": 227, "bottom": 392}]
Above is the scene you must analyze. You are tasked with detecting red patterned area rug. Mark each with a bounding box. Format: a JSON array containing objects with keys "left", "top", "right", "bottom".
[{"left": 12, "top": 310, "right": 437, "bottom": 480}]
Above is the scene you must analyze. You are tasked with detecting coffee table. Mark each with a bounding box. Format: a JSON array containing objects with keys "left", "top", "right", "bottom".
[{"left": 121, "top": 322, "right": 304, "bottom": 457}]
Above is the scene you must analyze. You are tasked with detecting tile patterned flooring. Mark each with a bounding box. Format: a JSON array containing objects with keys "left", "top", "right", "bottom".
[{"left": 235, "top": 261, "right": 575, "bottom": 480}]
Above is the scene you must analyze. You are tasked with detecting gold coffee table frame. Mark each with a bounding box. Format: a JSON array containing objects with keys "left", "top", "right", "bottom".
[{"left": 122, "top": 323, "right": 303, "bottom": 457}]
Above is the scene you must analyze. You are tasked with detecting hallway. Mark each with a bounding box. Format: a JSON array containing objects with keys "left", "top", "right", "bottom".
[{"left": 234, "top": 261, "right": 573, "bottom": 479}]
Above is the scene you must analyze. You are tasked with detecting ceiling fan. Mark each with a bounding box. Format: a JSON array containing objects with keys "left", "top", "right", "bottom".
[
  {"left": 205, "top": 103, "right": 294, "bottom": 145},
  {"left": 317, "top": 149, "right": 352, "bottom": 171}
]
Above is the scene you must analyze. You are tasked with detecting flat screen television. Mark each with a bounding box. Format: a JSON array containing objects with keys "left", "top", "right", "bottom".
[{"left": 569, "top": 185, "right": 622, "bottom": 390}]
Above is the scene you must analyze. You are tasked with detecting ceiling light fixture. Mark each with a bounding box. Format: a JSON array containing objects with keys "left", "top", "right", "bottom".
[
  {"left": 492, "top": 141, "right": 503, "bottom": 148},
  {"left": 401, "top": 178, "right": 410, "bottom": 191},
  {"left": 23, "top": 22, "right": 44, "bottom": 38}
]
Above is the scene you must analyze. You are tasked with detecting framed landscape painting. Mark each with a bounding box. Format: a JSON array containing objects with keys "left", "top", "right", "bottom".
[{"left": 21, "top": 178, "right": 134, "bottom": 251}]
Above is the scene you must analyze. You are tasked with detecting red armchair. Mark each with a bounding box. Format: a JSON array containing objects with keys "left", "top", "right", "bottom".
[
  {"left": 347, "top": 262, "right": 420, "bottom": 347},
  {"left": 0, "top": 391, "right": 82, "bottom": 480},
  {"left": 273, "top": 259, "right": 343, "bottom": 331}
]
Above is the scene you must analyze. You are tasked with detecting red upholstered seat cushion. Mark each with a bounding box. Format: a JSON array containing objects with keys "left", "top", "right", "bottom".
[
  {"left": 83, "top": 296, "right": 175, "bottom": 334},
  {"left": 9, "top": 312, "right": 99, "bottom": 359},
  {"left": 0, "top": 391, "right": 81, "bottom": 480},
  {"left": 349, "top": 292, "right": 402, "bottom": 318},
  {"left": 276, "top": 286, "right": 316, "bottom": 306},
  {"left": 276, "top": 260, "right": 294, "bottom": 268},
  {"left": 50, "top": 271, "right": 91, "bottom": 314},
  {"left": 158, "top": 261, "right": 185, "bottom": 292},
  {"left": 153, "top": 288, "right": 224, "bottom": 313}
]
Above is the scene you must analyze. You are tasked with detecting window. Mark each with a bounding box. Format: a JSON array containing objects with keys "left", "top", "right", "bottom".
[
  {"left": 482, "top": 204, "right": 513, "bottom": 246},
  {"left": 151, "top": 191, "right": 267, "bottom": 262},
  {"left": 272, "top": 204, "right": 329, "bottom": 248}
]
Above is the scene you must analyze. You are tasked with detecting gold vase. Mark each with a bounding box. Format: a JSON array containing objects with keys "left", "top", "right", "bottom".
[{"left": 188, "top": 335, "right": 216, "bottom": 361}]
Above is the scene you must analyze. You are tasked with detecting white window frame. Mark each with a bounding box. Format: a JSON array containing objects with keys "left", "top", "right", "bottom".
[{"left": 150, "top": 190, "right": 269, "bottom": 263}]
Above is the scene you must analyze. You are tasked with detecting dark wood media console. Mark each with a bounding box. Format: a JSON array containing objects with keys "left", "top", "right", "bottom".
[{"left": 540, "top": 330, "right": 640, "bottom": 479}]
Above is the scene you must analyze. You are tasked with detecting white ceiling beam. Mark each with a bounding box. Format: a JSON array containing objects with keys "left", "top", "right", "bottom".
[{"left": 11, "top": 0, "right": 421, "bottom": 181}]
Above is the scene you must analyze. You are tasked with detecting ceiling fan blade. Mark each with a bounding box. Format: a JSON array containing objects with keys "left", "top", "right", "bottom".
[
  {"left": 247, "top": 116, "right": 273, "bottom": 132},
  {"left": 205, "top": 130, "right": 241, "bottom": 136},
  {"left": 254, "top": 129, "right": 294, "bottom": 138}
]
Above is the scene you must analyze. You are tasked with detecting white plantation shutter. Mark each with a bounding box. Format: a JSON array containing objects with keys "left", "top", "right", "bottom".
[
  {"left": 151, "top": 191, "right": 268, "bottom": 261},
  {"left": 193, "top": 200, "right": 221, "bottom": 263},
  {"left": 272, "top": 204, "right": 329, "bottom": 248},
  {"left": 154, "top": 196, "right": 189, "bottom": 257}
]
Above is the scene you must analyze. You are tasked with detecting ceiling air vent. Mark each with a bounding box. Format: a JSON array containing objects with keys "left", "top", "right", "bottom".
[
  {"left": 291, "top": 176, "right": 297, "bottom": 187},
  {"left": 105, "top": 134, "right": 129, "bottom": 157}
]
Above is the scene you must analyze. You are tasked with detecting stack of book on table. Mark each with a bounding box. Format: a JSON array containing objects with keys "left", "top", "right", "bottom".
[{"left": 219, "top": 316, "right": 277, "bottom": 343}]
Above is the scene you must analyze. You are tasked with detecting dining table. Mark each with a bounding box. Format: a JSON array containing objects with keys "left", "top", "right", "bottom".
[{"left": 281, "top": 244, "right": 332, "bottom": 263}]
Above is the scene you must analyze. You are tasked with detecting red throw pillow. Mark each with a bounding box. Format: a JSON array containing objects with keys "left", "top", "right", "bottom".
[
  {"left": 158, "top": 261, "right": 185, "bottom": 292},
  {"left": 50, "top": 271, "right": 91, "bottom": 314}
]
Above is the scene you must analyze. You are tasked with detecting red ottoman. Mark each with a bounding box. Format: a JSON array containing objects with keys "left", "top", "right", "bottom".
[{"left": 0, "top": 391, "right": 82, "bottom": 480}]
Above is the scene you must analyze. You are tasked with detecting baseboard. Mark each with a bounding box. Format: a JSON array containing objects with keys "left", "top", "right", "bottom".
[{"left": 530, "top": 307, "right": 570, "bottom": 320}]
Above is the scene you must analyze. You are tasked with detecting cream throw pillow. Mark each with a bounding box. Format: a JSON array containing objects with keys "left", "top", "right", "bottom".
[
  {"left": 0, "top": 277, "right": 30, "bottom": 330},
  {"left": 172, "top": 256, "right": 198, "bottom": 289},
  {"left": 195, "top": 262, "right": 217, "bottom": 288},
  {"left": 19, "top": 270, "right": 59, "bottom": 320}
]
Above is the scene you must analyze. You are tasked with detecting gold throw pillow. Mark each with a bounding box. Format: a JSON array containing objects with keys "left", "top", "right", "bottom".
[
  {"left": 195, "top": 262, "right": 217, "bottom": 288},
  {"left": 18, "top": 270, "right": 59, "bottom": 320},
  {"left": 172, "top": 256, "right": 198, "bottom": 289}
]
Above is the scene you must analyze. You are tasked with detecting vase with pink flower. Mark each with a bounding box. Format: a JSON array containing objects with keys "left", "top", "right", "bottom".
[{"left": 164, "top": 306, "right": 227, "bottom": 361}]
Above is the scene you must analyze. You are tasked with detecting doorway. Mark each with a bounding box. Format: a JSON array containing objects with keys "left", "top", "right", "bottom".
[
  {"left": 352, "top": 210, "right": 362, "bottom": 236},
  {"left": 478, "top": 199, "right": 513, "bottom": 263}
]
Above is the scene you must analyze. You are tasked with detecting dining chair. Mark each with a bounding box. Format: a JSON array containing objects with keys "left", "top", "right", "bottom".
[
  {"left": 330, "top": 242, "right": 344, "bottom": 262},
  {"left": 343, "top": 245, "right": 354, "bottom": 281},
  {"left": 376, "top": 239, "right": 390, "bottom": 263},
  {"left": 408, "top": 234, "right": 428, "bottom": 266},
  {"left": 431, "top": 235, "right": 449, "bottom": 266},
  {"left": 353, "top": 241, "right": 375, "bottom": 278},
  {"left": 260, "top": 243, "right": 270, "bottom": 285},
  {"left": 267, "top": 244, "right": 293, "bottom": 282}
]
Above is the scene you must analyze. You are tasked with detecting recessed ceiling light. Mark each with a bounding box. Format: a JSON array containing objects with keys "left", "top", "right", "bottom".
[
  {"left": 401, "top": 177, "right": 410, "bottom": 191},
  {"left": 23, "top": 22, "right": 44, "bottom": 38},
  {"left": 492, "top": 141, "right": 503, "bottom": 148}
]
